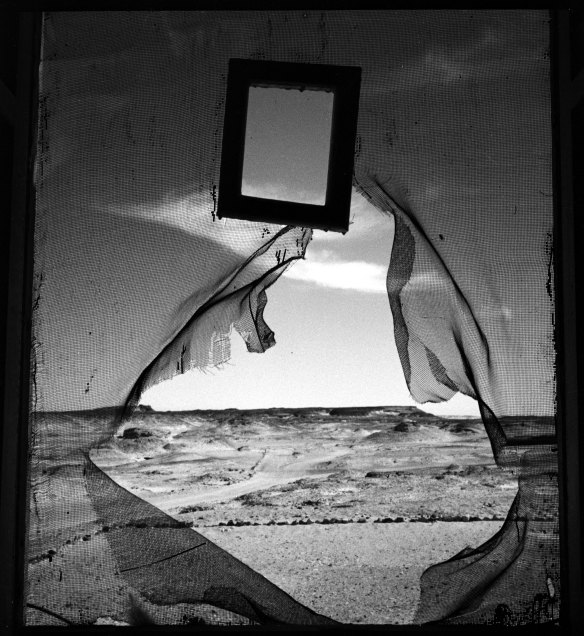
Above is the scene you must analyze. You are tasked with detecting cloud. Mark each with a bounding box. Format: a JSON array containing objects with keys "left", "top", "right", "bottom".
[
  {"left": 421, "top": 50, "right": 467, "bottom": 84},
  {"left": 284, "top": 251, "right": 388, "bottom": 294},
  {"left": 363, "top": 16, "right": 546, "bottom": 96},
  {"left": 284, "top": 190, "right": 393, "bottom": 294},
  {"left": 405, "top": 272, "right": 450, "bottom": 292}
]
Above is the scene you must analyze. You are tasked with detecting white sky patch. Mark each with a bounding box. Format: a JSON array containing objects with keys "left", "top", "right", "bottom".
[
  {"left": 403, "top": 271, "right": 453, "bottom": 296},
  {"left": 285, "top": 253, "right": 388, "bottom": 294}
]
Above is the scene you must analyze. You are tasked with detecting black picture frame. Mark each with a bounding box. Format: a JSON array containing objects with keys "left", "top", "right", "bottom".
[{"left": 217, "top": 58, "right": 361, "bottom": 233}]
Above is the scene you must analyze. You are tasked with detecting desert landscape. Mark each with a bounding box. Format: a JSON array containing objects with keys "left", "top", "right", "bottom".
[{"left": 27, "top": 405, "right": 518, "bottom": 625}]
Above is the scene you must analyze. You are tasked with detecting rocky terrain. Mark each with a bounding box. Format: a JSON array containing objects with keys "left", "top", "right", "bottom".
[
  {"left": 27, "top": 405, "right": 518, "bottom": 625},
  {"left": 94, "top": 405, "right": 516, "bottom": 526}
]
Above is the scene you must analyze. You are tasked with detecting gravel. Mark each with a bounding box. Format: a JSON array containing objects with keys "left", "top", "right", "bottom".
[{"left": 201, "top": 520, "right": 504, "bottom": 624}]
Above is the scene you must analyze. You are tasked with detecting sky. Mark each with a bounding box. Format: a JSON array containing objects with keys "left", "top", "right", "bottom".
[
  {"left": 141, "top": 81, "right": 480, "bottom": 415},
  {"left": 140, "top": 77, "right": 483, "bottom": 416},
  {"left": 37, "top": 11, "right": 551, "bottom": 417},
  {"left": 141, "top": 187, "right": 480, "bottom": 416}
]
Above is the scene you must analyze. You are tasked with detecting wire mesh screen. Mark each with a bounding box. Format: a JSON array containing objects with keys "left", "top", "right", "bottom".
[{"left": 28, "top": 10, "right": 558, "bottom": 626}]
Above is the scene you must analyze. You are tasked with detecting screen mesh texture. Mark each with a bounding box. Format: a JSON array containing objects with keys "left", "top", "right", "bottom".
[{"left": 28, "top": 10, "right": 557, "bottom": 627}]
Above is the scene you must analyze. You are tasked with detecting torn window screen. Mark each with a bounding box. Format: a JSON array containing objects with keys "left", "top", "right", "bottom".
[{"left": 29, "top": 10, "right": 557, "bottom": 627}]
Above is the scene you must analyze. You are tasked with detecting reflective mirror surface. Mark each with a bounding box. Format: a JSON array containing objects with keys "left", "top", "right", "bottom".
[{"left": 242, "top": 86, "right": 334, "bottom": 206}]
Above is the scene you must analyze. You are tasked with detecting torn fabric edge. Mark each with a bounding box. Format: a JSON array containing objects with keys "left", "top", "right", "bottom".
[{"left": 123, "top": 224, "right": 312, "bottom": 419}]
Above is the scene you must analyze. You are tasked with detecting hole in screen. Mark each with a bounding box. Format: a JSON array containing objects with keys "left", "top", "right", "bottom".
[{"left": 241, "top": 86, "right": 334, "bottom": 206}]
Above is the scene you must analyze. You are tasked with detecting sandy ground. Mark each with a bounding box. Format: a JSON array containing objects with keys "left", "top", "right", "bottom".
[
  {"left": 28, "top": 406, "right": 517, "bottom": 625},
  {"left": 27, "top": 520, "right": 503, "bottom": 626},
  {"left": 200, "top": 521, "right": 504, "bottom": 624}
]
